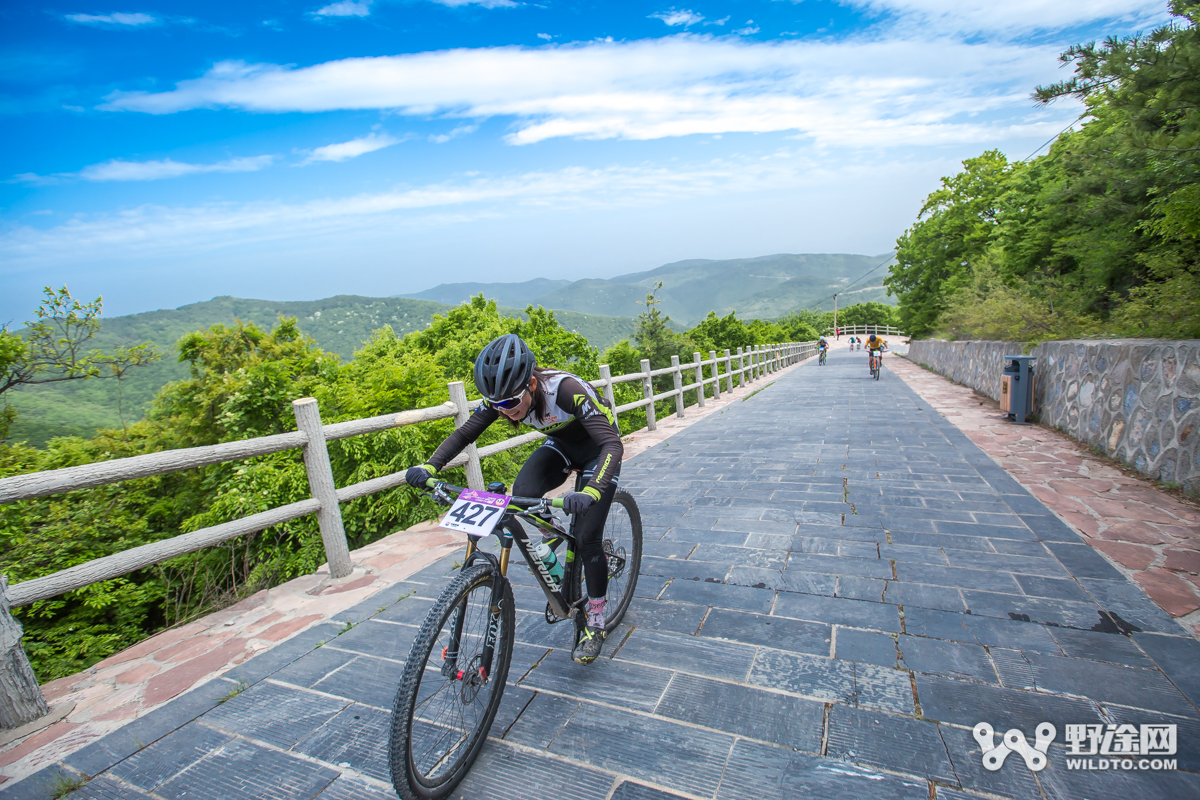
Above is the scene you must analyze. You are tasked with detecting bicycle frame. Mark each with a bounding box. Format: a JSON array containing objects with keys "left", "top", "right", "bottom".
[{"left": 424, "top": 480, "right": 583, "bottom": 682}]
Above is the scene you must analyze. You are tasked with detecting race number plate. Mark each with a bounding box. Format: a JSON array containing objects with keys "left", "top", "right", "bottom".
[{"left": 441, "top": 489, "right": 510, "bottom": 537}]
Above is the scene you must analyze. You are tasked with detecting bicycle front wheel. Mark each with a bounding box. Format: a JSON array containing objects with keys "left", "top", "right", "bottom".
[
  {"left": 388, "top": 563, "right": 515, "bottom": 800},
  {"left": 575, "top": 488, "right": 643, "bottom": 632}
]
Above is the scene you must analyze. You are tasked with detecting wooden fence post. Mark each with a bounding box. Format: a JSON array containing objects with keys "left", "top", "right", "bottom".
[
  {"left": 724, "top": 349, "right": 733, "bottom": 393},
  {"left": 692, "top": 353, "right": 707, "bottom": 407},
  {"left": 292, "top": 398, "right": 353, "bottom": 579},
  {"left": 599, "top": 364, "right": 615, "bottom": 408},
  {"left": 670, "top": 356, "right": 685, "bottom": 418},
  {"left": 737, "top": 347, "right": 746, "bottom": 388},
  {"left": 448, "top": 382, "right": 485, "bottom": 492},
  {"left": 1, "top": 575, "right": 48, "bottom": 730},
  {"left": 709, "top": 351, "right": 721, "bottom": 400},
  {"left": 640, "top": 359, "right": 657, "bottom": 432}
]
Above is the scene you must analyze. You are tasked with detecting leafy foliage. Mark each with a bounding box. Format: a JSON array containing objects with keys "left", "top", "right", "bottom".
[
  {"left": 1, "top": 287, "right": 158, "bottom": 440},
  {"left": 888, "top": 3, "right": 1200, "bottom": 340},
  {"left": 5, "top": 295, "right": 633, "bottom": 448},
  {"left": 0, "top": 299, "right": 594, "bottom": 681}
]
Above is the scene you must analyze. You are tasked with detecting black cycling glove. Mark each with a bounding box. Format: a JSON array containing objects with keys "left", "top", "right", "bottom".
[
  {"left": 561, "top": 492, "right": 595, "bottom": 515},
  {"left": 405, "top": 464, "right": 436, "bottom": 488}
]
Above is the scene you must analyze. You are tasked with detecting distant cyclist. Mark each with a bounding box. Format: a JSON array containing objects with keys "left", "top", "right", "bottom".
[
  {"left": 866, "top": 334, "right": 888, "bottom": 371},
  {"left": 404, "top": 334, "right": 622, "bottom": 664},
  {"left": 818, "top": 336, "right": 828, "bottom": 364}
]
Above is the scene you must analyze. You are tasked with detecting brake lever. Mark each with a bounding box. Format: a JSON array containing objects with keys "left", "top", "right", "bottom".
[{"left": 429, "top": 482, "right": 453, "bottom": 506}]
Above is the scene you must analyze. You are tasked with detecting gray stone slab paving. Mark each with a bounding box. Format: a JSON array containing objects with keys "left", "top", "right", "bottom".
[{"left": 10, "top": 347, "right": 1200, "bottom": 799}]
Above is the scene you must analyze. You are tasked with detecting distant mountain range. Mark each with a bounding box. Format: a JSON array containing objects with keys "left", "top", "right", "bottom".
[
  {"left": 8, "top": 252, "right": 895, "bottom": 446},
  {"left": 401, "top": 252, "right": 896, "bottom": 327}
]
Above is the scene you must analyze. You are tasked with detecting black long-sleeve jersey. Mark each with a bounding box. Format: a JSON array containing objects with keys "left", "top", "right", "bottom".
[{"left": 426, "top": 370, "right": 622, "bottom": 497}]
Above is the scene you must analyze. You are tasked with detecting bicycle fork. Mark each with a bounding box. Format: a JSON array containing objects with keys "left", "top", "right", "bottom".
[{"left": 440, "top": 539, "right": 511, "bottom": 683}]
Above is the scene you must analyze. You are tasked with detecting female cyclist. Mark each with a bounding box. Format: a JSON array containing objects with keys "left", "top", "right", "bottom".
[{"left": 404, "top": 334, "right": 623, "bottom": 664}]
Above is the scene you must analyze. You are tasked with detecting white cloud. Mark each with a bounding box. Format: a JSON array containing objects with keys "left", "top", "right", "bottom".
[
  {"left": 733, "top": 21, "right": 759, "bottom": 35},
  {"left": 78, "top": 155, "right": 274, "bottom": 181},
  {"left": 429, "top": 124, "right": 478, "bottom": 143},
  {"left": 650, "top": 8, "right": 704, "bottom": 26},
  {"left": 102, "top": 36, "right": 1073, "bottom": 148},
  {"left": 64, "top": 12, "right": 157, "bottom": 26},
  {"left": 0, "top": 150, "right": 910, "bottom": 266},
  {"left": 313, "top": 1, "right": 371, "bottom": 17},
  {"left": 300, "top": 132, "right": 399, "bottom": 163},
  {"left": 839, "top": 0, "right": 1169, "bottom": 34},
  {"left": 537, "top": 33, "right": 553, "bottom": 40},
  {"left": 13, "top": 155, "right": 273, "bottom": 184}
]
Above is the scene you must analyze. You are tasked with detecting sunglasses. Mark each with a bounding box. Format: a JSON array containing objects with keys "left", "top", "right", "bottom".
[{"left": 487, "top": 389, "right": 527, "bottom": 410}]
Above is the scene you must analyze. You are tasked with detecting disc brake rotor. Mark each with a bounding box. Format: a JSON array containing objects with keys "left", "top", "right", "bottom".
[{"left": 604, "top": 539, "right": 627, "bottom": 579}]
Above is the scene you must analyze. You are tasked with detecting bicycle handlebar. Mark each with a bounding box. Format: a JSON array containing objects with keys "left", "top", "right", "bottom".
[{"left": 422, "top": 477, "right": 564, "bottom": 509}]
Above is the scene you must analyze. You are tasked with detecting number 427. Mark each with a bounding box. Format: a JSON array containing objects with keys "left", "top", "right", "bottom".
[{"left": 448, "top": 502, "right": 500, "bottom": 527}]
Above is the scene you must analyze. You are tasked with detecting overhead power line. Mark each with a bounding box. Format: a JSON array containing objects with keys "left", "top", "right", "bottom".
[
  {"left": 1023, "top": 115, "right": 1084, "bottom": 161},
  {"left": 808, "top": 252, "right": 897, "bottom": 311}
]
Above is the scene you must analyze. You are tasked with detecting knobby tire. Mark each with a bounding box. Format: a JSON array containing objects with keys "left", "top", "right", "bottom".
[
  {"left": 574, "top": 489, "right": 642, "bottom": 637},
  {"left": 388, "top": 563, "right": 515, "bottom": 800}
]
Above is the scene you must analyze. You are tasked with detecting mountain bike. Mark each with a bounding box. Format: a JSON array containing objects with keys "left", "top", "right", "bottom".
[
  {"left": 388, "top": 477, "right": 642, "bottom": 800},
  {"left": 869, "top": 348, "right": 883, "bottom": 380},
  {"left": 818, "top": 347, "right": 827, "bottom": 366}
]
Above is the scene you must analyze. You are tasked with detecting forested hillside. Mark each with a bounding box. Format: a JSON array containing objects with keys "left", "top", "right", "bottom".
[
  {"left": 405, "top": 252, "right": 896, "bottom": 326},
  {"left": 886, "top": 2, "right": 1200, "bottom": 341},
  {"left": 6, "top": 295, "right": 635, "bottom": 446}
]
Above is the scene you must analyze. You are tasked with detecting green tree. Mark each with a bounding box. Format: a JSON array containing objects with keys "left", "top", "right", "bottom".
[
  {"left": 885, "top": 151, "right": 1014, "bottom": 337},
  {"left": 1, "top": 296, "right": 599, "bottom": 681},
  {"left": 684, "top": 311, "right": 756, "bottom": 355},
  {"left": 1034, "top": 0, "right": 1200, "bottom": 336},
  {"left": 832, "top": 302, "right": 900, "bottom": 329},
  {"left": 1, "top": 287, "right": 158, "bottom": 439},
  {"left": 632, "top": 282, "right": 681, "bottom": 368}
]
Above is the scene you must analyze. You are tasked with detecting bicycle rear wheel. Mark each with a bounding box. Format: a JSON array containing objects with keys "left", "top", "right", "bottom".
[
  {"left": 575, "top": 488, "right": 642, "bottom": 632},
  {"left": 388, "top": 563, "right": 514, "bottom": 800}
]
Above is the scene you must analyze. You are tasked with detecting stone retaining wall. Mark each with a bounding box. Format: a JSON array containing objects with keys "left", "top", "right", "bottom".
[{"left": 906, "top": 338, "right": 1200, "bottom": 494}]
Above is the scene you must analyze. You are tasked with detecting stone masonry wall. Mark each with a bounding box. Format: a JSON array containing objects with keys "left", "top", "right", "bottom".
[{"left": 906, "top": 338, "right": 1200, "bottom": 495}]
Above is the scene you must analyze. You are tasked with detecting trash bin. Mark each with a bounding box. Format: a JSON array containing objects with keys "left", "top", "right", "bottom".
[{"left": 1001, "top": 355, "right": 1035, "bottom": 424}]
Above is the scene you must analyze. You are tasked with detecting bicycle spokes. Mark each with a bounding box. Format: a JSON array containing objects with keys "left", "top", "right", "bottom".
[{"left": 408, "top": 584, "right": 497, "bottom": 781}]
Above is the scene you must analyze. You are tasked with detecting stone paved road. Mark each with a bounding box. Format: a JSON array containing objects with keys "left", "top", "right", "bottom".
[{"left": 6, "top": 346, "right": 1200, "bottom": 800}]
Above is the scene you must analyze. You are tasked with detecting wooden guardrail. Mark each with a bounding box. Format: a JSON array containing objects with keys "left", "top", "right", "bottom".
[{"left": 0, "top": 341, "right": 815, "bottom": 728}]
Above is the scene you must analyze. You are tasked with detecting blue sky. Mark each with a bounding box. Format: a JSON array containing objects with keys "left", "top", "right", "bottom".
[{"left": 0, "top": 0, "right": 1173, "bottom": 321}]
